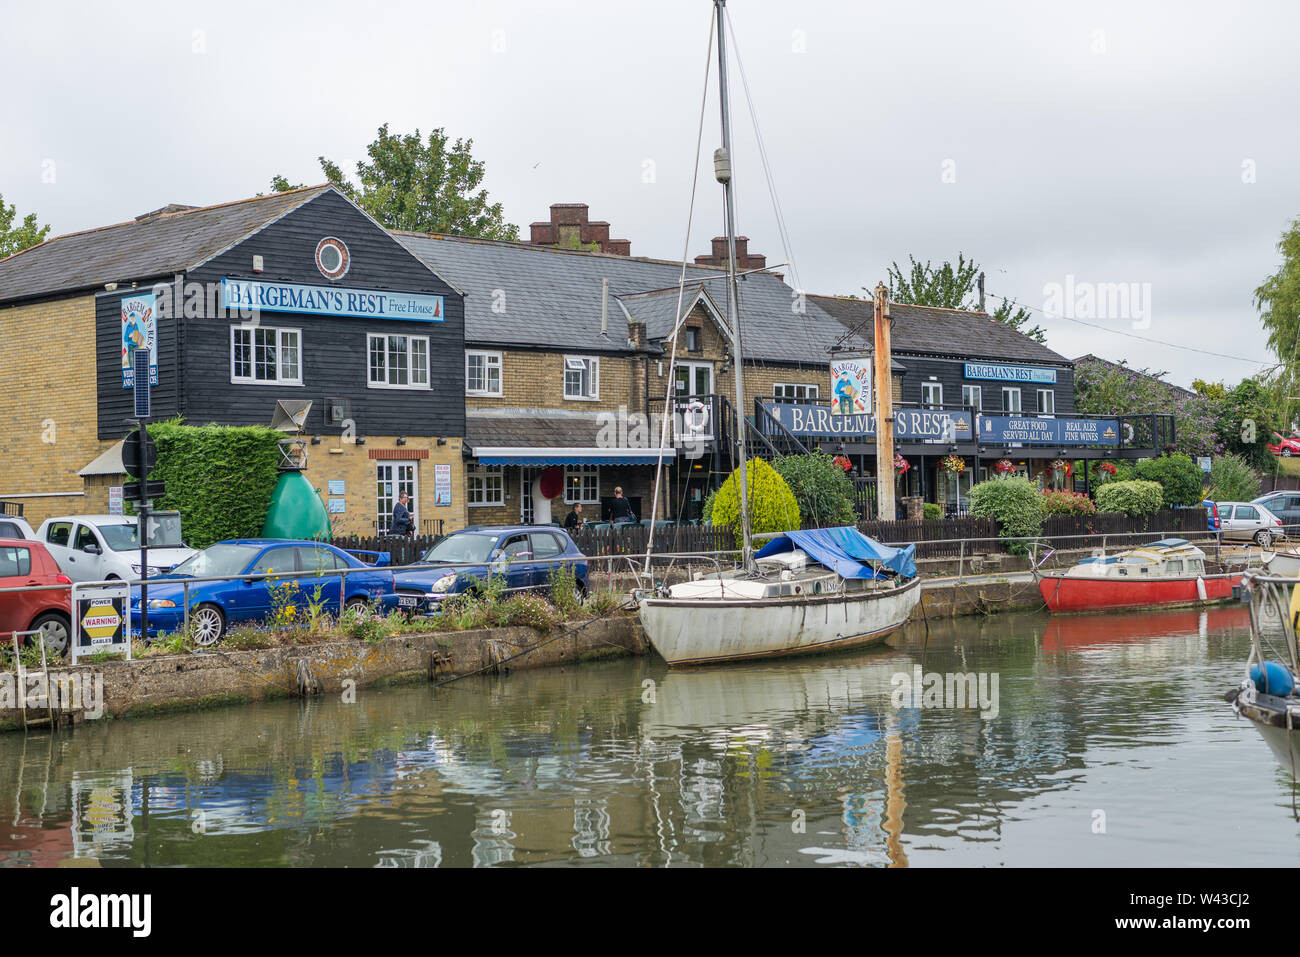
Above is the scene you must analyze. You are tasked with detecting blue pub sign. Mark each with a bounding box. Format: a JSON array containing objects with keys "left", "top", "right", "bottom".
[{"left": 963, "top": 362, "right": 1056, "bottom": 384}]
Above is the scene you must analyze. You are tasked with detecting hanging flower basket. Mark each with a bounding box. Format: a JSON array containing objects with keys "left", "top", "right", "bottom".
[
  {"left": 832, "top": 455, "right": 853, "bottom": 472},
  {"left": 893, "top": 453, "right": 910, "bottom": 474},
  {"left": 940, "top": 454, "right": 966, "bottom": 474},
  {"left": 993, "top": 458, "right": 1016, "bottom": 475},
  {"left": 1050, "top": 459, "right": 1073, "bottom": 477},
  {"left": 1098, "top": 461, "right": 1117, "bottom": 479}
]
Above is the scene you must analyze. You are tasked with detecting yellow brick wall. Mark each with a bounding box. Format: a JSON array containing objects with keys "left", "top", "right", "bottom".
[
  {"left": 0, "top": 294, "right": 117, "bottom": 527},
  {"left": 466, "top": 348, "right": 645, "bottom": 414},
  {"left": 300, "top": 436, "right": 467, "bottom": 537}
]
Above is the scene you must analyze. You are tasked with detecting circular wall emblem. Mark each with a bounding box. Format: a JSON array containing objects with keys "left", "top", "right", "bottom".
[{"left": 315, "top": 237, "right": 350, "bottom": 280}]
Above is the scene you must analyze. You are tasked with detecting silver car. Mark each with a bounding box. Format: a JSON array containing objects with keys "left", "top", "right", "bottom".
[{"left": 1216, "top": 501, "right": 1284, "bottom": 547}]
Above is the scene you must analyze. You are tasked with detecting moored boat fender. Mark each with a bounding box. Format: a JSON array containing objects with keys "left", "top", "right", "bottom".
[
  {"left": 1195, "top": 576, "right": 1207, "bottom": 601},
  {"left": 1250, "top": 661, "right": 1296, "bottom": 696}
]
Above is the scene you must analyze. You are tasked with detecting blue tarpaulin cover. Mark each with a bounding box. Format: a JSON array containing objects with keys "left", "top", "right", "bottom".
[{"left": 754, "top": 526, "right": 918, "bottom": 580}]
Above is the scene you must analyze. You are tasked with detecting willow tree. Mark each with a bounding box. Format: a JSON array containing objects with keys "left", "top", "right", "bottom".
[{"left": 1257, "top": 218, "right": 1300, "bottom": 417}]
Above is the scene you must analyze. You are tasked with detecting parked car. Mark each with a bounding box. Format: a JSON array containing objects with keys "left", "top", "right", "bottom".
[
  {"left": 1267, "top": 433, "right": 1300, "bottom": 457},
  {"left": 128, "top": 539, "right": 398, "bottom": 645},
  {"left": 1203, "top": 499, "right": 1220, "bottom": 531},
  {"left": 0, "top": 511, "right": 37, "bottom": 541},
  {"left": 1252, "top": 491, "right": 1300, "bottom": 534},
  {"left": 0, "top": 538, "right": 73, "bottom": 656},
  {"left": 37, "top": 513, "right": 196, "bottom": 583},
  {"left": 394, "top": 525, "right": 589, "bottom": 615},
  {"left": 1216, "top": 501, "right": 1284, "bottom": 546}
]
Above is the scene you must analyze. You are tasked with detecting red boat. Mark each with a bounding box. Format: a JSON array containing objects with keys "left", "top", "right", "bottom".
[{"left": 1037, "top": 538, "right": 1244, "bottom": 614}]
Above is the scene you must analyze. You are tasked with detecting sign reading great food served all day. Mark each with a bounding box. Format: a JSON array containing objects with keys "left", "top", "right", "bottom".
[
  {"left": 979, "top": 416, "right": 1119, "bottom": 446},
  {"left": 963, "top": 362, "right": 1057, "bottom": 384},
  {"left": 221, "top": 278, "right": 444, "bottom": 322},
  {"left": 765, "top": 402, "right": 972, "bottom": 440}
]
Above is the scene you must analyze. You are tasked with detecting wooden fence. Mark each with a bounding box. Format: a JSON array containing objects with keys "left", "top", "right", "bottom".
[{"left": 332, "top": 506, "right": 1209, "bottom": 566}]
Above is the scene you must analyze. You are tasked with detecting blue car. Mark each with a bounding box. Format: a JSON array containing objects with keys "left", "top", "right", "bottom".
[
  {"left": 129, "top": 539, "right": 398, "bottom": 645},
  {"left": 394, "top": 525, "right": 589, "bottom": 615}
]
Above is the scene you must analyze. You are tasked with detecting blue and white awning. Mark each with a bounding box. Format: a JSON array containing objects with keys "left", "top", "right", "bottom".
[{"left": 474, "top": 447, "right": 677, "bottom": 466}]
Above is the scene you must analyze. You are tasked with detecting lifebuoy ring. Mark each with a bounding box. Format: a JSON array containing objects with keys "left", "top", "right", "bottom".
[{"left": 684, "top": 399, "right": 710, "bottom": 436}]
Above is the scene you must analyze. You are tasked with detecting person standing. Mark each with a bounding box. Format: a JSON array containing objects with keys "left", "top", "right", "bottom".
[
  {"left": 609, "top": 487, "right": 636, "bottom": 524},
  {"left": 391, "top": 491, "right": 415, "bottom": 536},
  {"left": 564, "top": 502, "right": 585, "bottom": 531}
]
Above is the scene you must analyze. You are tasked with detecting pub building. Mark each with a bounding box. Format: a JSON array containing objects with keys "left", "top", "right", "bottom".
[{"left": 0, "top": 185, "right": 469, "bottom": 535}]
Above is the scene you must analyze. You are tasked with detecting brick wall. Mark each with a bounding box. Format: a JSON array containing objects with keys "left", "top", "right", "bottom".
[
  {"left": 0, "top": 294, "right": 116, "bottom": 527},
  {"left": 466, "top": 347, "right": 646, "bottom": 414}
]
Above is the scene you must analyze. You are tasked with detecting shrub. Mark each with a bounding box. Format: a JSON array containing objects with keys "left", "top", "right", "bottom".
[
  {"left": 710, "top": 458, "right": 801, "bottom": 534},
  {"left": 968, "top": 477, "right": 1044, "bottom": 544},
  {"left": 1040, "top": 489, "right": 1096, "bottom": 516},
  {"left": 1207, "top": 453, "right": 1261, "bottom": 502},
  {"left": 700, "top": 486, "right": 718, "bottom": 525},
  {"left": 548, "top": 563, "right": 582, "bottom": 618},
  {"left": 1134, "top": 453, "right": 1204, "bottom": 507},
  {"left": 142, "top": 419, "right": 283, "bottom": 548},
  {"left": 1094, "top": 479, "right": 1165, "bottom": 518},
  {"left": 771, "top": 452, "right": 858, "bottom": 527},
  {"left": 923, "top": 502, "right": 943, "bottom": 521}
]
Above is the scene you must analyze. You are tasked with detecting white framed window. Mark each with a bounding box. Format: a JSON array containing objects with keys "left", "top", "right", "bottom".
[
  {"left": 685, "top": 327, "right": 701, "bottom": 352},
  {"left": 466, "top": 350, "right": 503, "bottom": 396},
  {"left": 467, "top": 465, "right": 505, "bottom": 507},
  {"left": 564, "top": 467, "right": 600, "bottom": 505},
  {"left": 921, "top": 382, "right": 942, "bottom": 408},
  {"left": 1037, "top": 388, "right": 1055, "bottom": 416},
  {"left": 1003, "top": 387, "right": 1022, "bottom": 413},
  {"left": 962, "top": 384, "right": 982, "bottom": 411},
  {"left": 564, "top": 356, "right": 600, "bottom": 400},
  {"left": 231, "top": 325, "right": 302, "bottom": 385},
  {"left": 774, "top": 383, "right": 819, "bottom": 402},
  {"left": 368, "top": 334, "right": 430, "bottom": 390}
]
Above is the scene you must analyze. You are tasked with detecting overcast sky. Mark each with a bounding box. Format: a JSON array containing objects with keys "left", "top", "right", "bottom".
[{"left": 3, "top": 0, "right": 1297, "bottom": 388}]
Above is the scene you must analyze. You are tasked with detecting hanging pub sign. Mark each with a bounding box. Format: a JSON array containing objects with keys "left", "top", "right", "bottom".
[
  {"left": 221, "top": 278, "right": 444, "bottom": 322},
  {"left": 829, "top": 358, "right": 870, "bottom": 415},
  {"left": 764, "top": 402, "right": 972, "bottom": 440},
  {"left": 120, "top": 293, "right": 158, "bottom": 389},
  {"left": 978, "top": 416, "right": 1119, "bottom": 446}
]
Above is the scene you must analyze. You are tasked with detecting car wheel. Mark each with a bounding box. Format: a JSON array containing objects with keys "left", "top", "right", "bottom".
[
  {"left": 576, "top": 580, "right": 589, "bottom": 602},
  {"left": 1255, "top": 530, "right": 1273, "bottom": 548},
  {"left": 30, "top": 612, "right": 70, "bottom": 657},
  {"left": 344, "top": 596, "right": 370, "bottom": 614},
  {"left": 190, "top": 604, "right": 226, "bottom": 646},
  {"left": 1284, "top": 450, "right": 1293, "bottom": 458}
]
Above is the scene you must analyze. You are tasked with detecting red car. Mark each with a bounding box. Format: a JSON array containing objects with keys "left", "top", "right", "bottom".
[
  {"left": 1268, "top": 433, "right": 1300, "bottom": 457},
  {"left": 0, "top": 538, "right": 73, "bottom": 656}
]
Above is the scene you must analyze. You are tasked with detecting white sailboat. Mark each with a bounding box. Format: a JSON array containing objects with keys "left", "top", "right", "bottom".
[{"left": 636, "top": 0, "right": 921, "bottom": 667}]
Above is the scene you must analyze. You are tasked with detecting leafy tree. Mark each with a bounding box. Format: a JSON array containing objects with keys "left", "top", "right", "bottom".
[
  {"left": 772, "top": 452, "right": 858, "bottom": 527},
  {"left": 1073, "top": 357, "right": 1220, "bottom": 457},
  {"left": 710, "top": 458, "right": 801, "bottom": 535},
  {"left": 0, "top": 192, "right": 50, "bottom": 259},
  {"left": 1192, "top": 379, "right": 1227, "bottom": 402},
  {"left": 1215, "top": 378, "right": 1279, "bottom": 469},
  {"left": 1256, "top": 217, "right": 1300, "bottom": 388},
  {"left": 271, "top": 123, "right": 518, "bottom": 239},
  {"left": 1094, "top": 480, "right": 1165, "bottom": 518},
  {"left": 882, "top": 253, "right": 1046, "bottom": 342},
  {"left": 968, "top": 477, "right": 1043, "bottom": 548}
]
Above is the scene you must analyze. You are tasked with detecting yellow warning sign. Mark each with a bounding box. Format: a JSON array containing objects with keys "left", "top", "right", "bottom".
[{"left": 81, "top": 602, "right": 121, "bottom": 641}]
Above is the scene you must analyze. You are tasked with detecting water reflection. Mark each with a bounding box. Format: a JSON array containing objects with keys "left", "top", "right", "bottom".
[{"left": 0, "top": 604, "right": 1291, "bottom": 867}]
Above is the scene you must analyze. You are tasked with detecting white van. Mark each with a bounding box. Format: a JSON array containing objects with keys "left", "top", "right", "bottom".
[{"left": 37, "top": 513, "right": 196, "bottom": 582}]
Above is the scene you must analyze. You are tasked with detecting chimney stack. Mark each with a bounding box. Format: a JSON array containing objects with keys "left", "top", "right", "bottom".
[
  {"left": 528, "top": 203, "right": 632, "bottom": 256},
  {"left": 694, "top": 236, "right": 766, "bottom": 271}
]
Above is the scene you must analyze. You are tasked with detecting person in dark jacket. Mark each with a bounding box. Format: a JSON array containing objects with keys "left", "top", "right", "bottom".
[
  {"left": 610, "top": 487, "right": 636, "bottom": 524},
  {"left": 564, "top": 503, "right": 585, "bottom": 530},
  {"left": 391, "top": 491, "right": 414, "bottom": 536}
]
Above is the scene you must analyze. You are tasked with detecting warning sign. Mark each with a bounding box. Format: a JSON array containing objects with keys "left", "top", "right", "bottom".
[{"left": 71, "top": 582, "right": 131, "bottom": 665}]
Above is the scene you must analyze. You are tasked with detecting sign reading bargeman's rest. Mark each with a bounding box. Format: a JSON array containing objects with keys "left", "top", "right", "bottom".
[
  {"left": 221, "top": 278, "right": 444, "bottom": 322},
  {"left": 121, "top": 293, "right": 158, "bottom": 389},
  {"left": 765, "top": 402, "right": 973, "bottom": 440},
  {"left": 963, "top": 362, "right": 1057, "bottom": 384},
  {"left": 979, "top": 416, "right": 1119, "bottom": 446}
]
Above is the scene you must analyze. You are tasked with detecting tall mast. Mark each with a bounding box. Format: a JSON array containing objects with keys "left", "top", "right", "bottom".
[{"left": 714, "top": 0, "right": 754, "bottom": 570}]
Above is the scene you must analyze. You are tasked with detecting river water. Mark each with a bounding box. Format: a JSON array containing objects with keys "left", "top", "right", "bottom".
[{"left": 2, "top": 605, "right": 1296, "bottom": 867}]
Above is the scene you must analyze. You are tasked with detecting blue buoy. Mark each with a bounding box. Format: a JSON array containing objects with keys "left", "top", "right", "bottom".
[{"left": 1250, "top": 662, "right": 1295, "bottom": 696}]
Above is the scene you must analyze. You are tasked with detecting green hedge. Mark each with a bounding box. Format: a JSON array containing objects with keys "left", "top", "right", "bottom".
[
  {"left": 1134, "top": 453, "right": 1204, "bottom": 507},
  {"left": 1093, "top": 479, "right": 1164, "bottom": 518},
  {"left": 968, "top": 477, "right": 1043, "bottom": 545},
  {"left": 772, "top": 452, "right": 857, "bottom": 527},
  {"left": 138, "top": 419, "right": 283, "bottom": 549}
]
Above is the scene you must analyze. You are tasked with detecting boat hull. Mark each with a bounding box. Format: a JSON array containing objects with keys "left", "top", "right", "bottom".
[
  {"left": 1037, "top": 572, "right": 1242, "bottom": 613},
  {"left": 637, "top": 577, "right": 922, "bottom": 666},
  {"left": 1264, "top": 549, "right": 1300, "bottom": 578}
]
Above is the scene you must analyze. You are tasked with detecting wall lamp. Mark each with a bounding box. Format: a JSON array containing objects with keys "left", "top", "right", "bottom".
[
  {"left": 437, "top": 438, "right": 447, "bottom": 446},
  {"left": 311, "top": 435, "right": 321, "bottom": 445},
  {"left": 356, "top": 435, "right": 366, "bottom": 446},
  {"left": 397, "top": 436, "right": 407, "bottom": 446}
]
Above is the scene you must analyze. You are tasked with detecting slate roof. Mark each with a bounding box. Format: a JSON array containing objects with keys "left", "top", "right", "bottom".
[
  {"left": 395, "top": 232, "right": 849, "bottom": 365},
  {"left": 809, "top": 295, "right": 1070, "bottom": 366},
  {"left": 465, "top": 409, "right": 605, "bottom": 450},
  {"left": 0, "top": 185, "right": 332, "bottom": 304}
]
